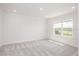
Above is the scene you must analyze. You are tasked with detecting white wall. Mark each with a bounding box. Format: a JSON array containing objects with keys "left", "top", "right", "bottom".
[
  {"left": 0, "top": 10, "right": 2, "bottom": 46},
  {"left": 1, "top": 12, "right": 47, "bottom": 45},
  {"left": 47, "top": 11, "right": 77, "bottom": 47},
  {"left": 77, "top": 4, "right": 79, "bottom": 55}
]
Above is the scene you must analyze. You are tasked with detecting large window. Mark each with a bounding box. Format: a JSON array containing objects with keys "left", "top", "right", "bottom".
[
  {"left": 53, "top": 20, "right": 73, "bottom": 37},
  {"left": 62, "top": 20, "right": 73, "bottom": 37},
  {"left": 53, "top": 23, "right": 62, "bottom": 35}
]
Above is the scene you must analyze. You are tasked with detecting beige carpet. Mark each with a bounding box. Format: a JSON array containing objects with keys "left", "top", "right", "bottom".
[{"left": 0, "top": 39, "right": 78, "bottom": 56}]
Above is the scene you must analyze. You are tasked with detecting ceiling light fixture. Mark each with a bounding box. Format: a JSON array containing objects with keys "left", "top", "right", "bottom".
[
  {"left": 40, "top": 8, "right": 43, "bottom": 11},
  {"left": 72, "top": 6, "right": 75, "bottom": 9},
  {"left": 13, "top": 10, "right": 16, "bottom": 12}
]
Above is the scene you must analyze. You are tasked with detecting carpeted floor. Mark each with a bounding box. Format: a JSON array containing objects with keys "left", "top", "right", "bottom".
[{"left": 0, "top": 39, "right": 78, "bottom": 56}]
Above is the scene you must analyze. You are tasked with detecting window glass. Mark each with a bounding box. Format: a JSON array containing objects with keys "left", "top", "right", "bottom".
[
  {"left": 53, "top": 23, "right": 62, "bottom": 35},
  {"left": 62, "top": 20, "right": 73, "bottom": 37},
  {"left": 53, "top": 20, "right": 73, "bottom": 38}
]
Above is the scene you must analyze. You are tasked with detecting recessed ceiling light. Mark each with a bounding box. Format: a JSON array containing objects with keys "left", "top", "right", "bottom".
[
  {"left": 72, "top": 6, "right": 75, "bottom": 9},
  {"left": 40, "top": 8, "right": 43, "bottom": 11},
  {"left": 13, "top": 10, "right": 16, "bottom": 12}
]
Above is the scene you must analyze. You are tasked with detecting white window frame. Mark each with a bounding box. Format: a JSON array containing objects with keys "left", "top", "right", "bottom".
[{"left": 53, "top": 19, "right": 73, "bottom": 38}]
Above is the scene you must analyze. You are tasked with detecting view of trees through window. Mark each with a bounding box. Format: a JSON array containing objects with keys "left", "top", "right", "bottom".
[
  {"left": 53, "top": 23, "right": 62, "bottom": 35},
  {"left": 53, "top": 20, "right": 73, "bottom": 37}
]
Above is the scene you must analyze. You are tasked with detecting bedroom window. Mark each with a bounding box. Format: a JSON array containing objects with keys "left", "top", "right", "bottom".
[
  {"left": 53, "top": 19, "right": 73, "bottom": 37},
  {"left": 62, "top": 20, "right": 73, "bottom": 37},
  {"left": 53, "top": 23, "right": 62, "bottom": 36}
]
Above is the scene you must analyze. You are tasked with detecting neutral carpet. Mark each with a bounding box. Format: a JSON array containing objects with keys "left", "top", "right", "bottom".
[{"left": 0, "top": 39, "right": 78, "bottom": 56}]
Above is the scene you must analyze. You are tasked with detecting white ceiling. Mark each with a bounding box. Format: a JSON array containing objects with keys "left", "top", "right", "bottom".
[{"left": 0, "top": 3, "right": 76, "bottom": 18}]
